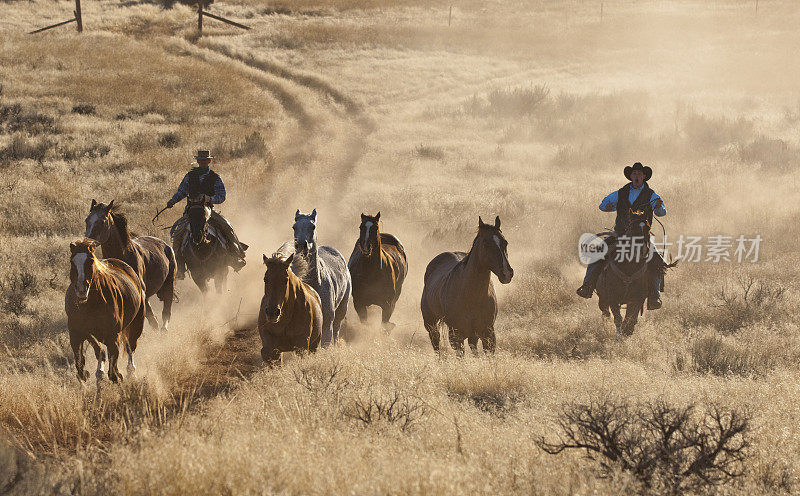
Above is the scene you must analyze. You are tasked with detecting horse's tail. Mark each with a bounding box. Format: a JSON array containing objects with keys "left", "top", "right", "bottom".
[{"left": 164, "top": 243, "right": 179, "bottom": 302}]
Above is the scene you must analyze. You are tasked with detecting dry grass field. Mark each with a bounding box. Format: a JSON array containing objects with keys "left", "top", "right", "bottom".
[{"left": 1, "top": 0, "right": 800, "bottom": 493}]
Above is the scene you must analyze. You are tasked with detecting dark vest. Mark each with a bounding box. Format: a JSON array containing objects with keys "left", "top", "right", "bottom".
[
  {"left": 186, "top": 167, "right": 220, "bottom": 200},
  {"left": 614, "top": 182, "right": 654, "bottom": 234}
]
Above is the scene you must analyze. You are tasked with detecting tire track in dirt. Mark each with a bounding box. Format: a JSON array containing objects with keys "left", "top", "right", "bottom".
[{"left": 151, "top": 36, "right": 375, "bottom": 403}]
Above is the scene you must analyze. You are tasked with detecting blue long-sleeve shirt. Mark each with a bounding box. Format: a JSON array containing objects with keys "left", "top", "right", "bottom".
[
  {"left": 169, "top": 168, "right": 226, "bottom": 205},
  {"left": 599, "top": 184, "right": 666, "bottom": 216}
]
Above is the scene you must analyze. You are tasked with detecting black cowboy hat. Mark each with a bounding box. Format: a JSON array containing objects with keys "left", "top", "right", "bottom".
[
  {"left": 194, "top": 149, "right": 213, "bottom": 160},
  {"left": 624, "top": 162, "right": 652, "bottom": 181}
]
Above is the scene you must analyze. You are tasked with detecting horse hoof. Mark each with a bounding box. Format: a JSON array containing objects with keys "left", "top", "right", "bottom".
[
  {"left": 382, "top": 322, "right": 396, "bottom": 333},
  {"left": 78, "top": 370, "right": 90, "bottom": 382},
  {"left": 95, "top": 370, "right": 105, "bottom": 381}
]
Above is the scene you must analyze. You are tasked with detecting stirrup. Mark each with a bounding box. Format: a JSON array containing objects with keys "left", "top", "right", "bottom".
[
  {"left": 647, "top": 296, "right": 662, "bottom": 310},
  {"left": 576, "top": 285, "right": 593, "bottom": 299}
]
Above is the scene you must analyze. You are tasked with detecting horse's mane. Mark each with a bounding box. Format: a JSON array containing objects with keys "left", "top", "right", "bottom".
[
  {"left": 271, "top": 241, "right": 310, "bottom": 280},
  {"left": 100, "top": 203, "right": 136, "bottom": 248}
]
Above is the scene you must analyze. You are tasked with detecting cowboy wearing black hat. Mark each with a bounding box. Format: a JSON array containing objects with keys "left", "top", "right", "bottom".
[
  {"left": 166, "top": 150, "right": 248, "bottom": 279},
  {"left": 576, "top": 162, "right": 667, "bottom": 309}
]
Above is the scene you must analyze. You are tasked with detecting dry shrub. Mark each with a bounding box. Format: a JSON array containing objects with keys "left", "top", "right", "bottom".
[
  {"left": 58, "top": 142, "right": 111, "bottom": 161},
  {"left": 0, "top": 104, "right": 58, "bottom": 135},
  {"left": 712, "top": 276, "right": 787, "bottom": 334},
  {"left": 538, "top": 397, "right": 751, "bottom": 494},
  {"left": 463, "top": 85, "right": 550, "bottom": 118},
  {"left": 70, "top": 104, "right": 96, "bottom": 116},
  {"left": 0, "top": 272, "right": 38, "bottom": 317},
  {"left": 157, "top": 131, "right": 181, "bottom": 149},
  {"left": 0, "top": 135, "right": 53, "bottom": 164},
  {"left": 414, "top": 144, "right": 445, "bottom": 160},
  {"left": 344, "top": 390, "right": 426, "bottom": 431},
  {"left": 228, "top": 131, "right": 269, "bottom": 159},
  {"left": 680, "top": 333, "right": 776, "bottom": 377}
]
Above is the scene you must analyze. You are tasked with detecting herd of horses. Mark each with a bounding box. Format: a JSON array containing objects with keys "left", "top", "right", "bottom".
[{"left": 67, "top": 199, "right": 656, "bottom": 383}]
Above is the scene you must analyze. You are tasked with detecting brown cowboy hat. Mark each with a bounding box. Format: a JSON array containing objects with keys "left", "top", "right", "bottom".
[
  {"left": 624, "top": 162, "right": 652, "bottom": 181},
  {"left": 194, "top": 149, "right": 213, "bottom": 160}
]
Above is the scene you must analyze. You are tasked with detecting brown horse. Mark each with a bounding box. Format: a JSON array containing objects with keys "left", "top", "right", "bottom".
[
  {"left": 596, "top": 208, "right": 674, "bottom": 336},
  {"left": 347, "top": 212, "right": 408, "bottom": 331},
  {"left": 65, "top": 239, "right": 146, "bottom": 383},
  {"left": 85, "top": 200, "right": 176, "bottom": 331},
  {"left": 258, "top": 248, "right": 323, "bottom": 365},
  {"left": 421, "top": 216, "right": 513, "bottom": 356},
  {"left": 178, "top": 197, "right": 230, "bottom": 294}
]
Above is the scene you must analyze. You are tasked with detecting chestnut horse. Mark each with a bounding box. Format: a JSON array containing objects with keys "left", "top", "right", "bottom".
[
  {"left": 421, "top": 216, "right": 513, "bottom": 356},
  {"left": 85, "top": 200, "right": 176, "bottom": 330},
  {"left": 348, "top": 212, "right": 408, "bottom": 331},
  {"left": 65, "top": 239, "right": 146, "bottom": 383},
  {"left": 258, "top": 247, "right": 323, "bottom": 364}
]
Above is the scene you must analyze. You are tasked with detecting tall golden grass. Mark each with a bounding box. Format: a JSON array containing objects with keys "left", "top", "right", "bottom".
[{"left": 1, "top": 0, "right": 800, "bottom": 493}]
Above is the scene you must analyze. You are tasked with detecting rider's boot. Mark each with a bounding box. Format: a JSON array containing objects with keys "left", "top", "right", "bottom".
[
  {"left": 647, "top": 272, "right": 662, "bottom": 310},
  {"left": 576, "top": 261, "right": 601, "bottom": 298}
]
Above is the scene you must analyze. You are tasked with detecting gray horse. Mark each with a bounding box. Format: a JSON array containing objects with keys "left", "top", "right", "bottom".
[{"left": 292, "top": 209, "right": 352, "bottom": 347}]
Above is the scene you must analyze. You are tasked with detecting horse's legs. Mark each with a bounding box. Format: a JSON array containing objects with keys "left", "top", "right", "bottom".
[
  {"left": 259, "top": 332, "right": 281, "bottom": 366},
  {"left": 126, "top": 300, "right": 146, "bottom": 376},
  {"left": 332, "top": 297, "right": 348, "bottom": 344},
  {"left": 214, "top": 270, "right": 227, "bottom": 294},
  {"left": 467, "top": 336, "right": 479, "bottom": 356},
  {"left": 622, "top": 301, "right": 642, "bottom": 336},
  {"left": 354, "top": 298, "right": 369, "bottom": 325},
  {"left": 86, "top": 335, "right": 106, "bottom": 381},
  {"left": 106, "top": 338, "right": 122, "bottom": 383},
  {"left": 144, "top": 297, "right": 160, "bottom": 330},
  {"left": 482, "top": 327, "right": 496, "bottom": 354},
  {"left": 69, "top": 332, "right": 89, "bottom": 382},
  {"left": 610, "top": 304, "right": 623, "bottom": 336},
  {"left": 381, "top": 299, "right": 397, "bottom": 332},
  {"left": 449, "top": 329, "right": 465, "bottom": 357},
  {"left": 157, "top": 276, "right": 174, "bottom": 332},
  {"left": 421, "top": 302, "right": 440, "bottom": 353}
]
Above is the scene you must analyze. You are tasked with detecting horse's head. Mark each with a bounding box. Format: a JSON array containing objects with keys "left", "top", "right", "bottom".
[
  {"left": 69, "top": 238, "right": 100, "bottom": 302},
  {"left": 85, "top": 199, "right": 116, "bottom": 243},
  {"left": 358, "top": 212, "right": 381, "bottom": 256},
  {"left": 262, "top": 252, "right": 294, "bottom": 324},
  {"left": 187, "top": 197, "right": 211, "bottom": 245},
  {"left": 626, "top": 208, "right": 652, "bottom": 241},
  {"left": 293, "top": 208, "right": 318, "bottom": 256},
  {"left": 474, "top": 216, "right": 513, "bottom": 284}
]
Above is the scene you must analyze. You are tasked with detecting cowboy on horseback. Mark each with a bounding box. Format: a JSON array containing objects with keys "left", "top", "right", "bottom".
[
  {"left": 576, "top": 162, "right": 667, "bottom": 310},
  {"left": 166, "top": 150, "right": 248, "bottom": 279}
]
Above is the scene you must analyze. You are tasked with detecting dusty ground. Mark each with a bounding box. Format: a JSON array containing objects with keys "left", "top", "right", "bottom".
[{"left": 1, "top": 0, "right": 800, "bottom": 494}]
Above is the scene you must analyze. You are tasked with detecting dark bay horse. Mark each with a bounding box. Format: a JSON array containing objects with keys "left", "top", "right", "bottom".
[
  {"left": 258, "top": 249, "right": 323, "bottom": 364},
  {"left": 348, "top": 212, "right": 407, "bottom": 331},
  {"left": 421, "top": 216, "right": 513, "bottom": 356},
  {"left": 293, "top": 209, "right": 352, "bottom": 347},
  {"left": 85, "top": 200, "right": 175, "bottom": 331},
  {"left": 596, "top": 208, "right": 674, "bottom": 336},
  {"left": 65, "top": 239, "right": 145, "bottom": 383},
  {"left": 178, "top": 197, "right": 229, "bottom": 294}
]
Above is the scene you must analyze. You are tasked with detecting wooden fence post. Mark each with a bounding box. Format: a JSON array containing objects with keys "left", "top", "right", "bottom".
[
  {"left": 75, "top": 0, "right": 83, "bottom": 32},
  {"left": 197, "top": 1, "right": 203, "bottom": 35}
]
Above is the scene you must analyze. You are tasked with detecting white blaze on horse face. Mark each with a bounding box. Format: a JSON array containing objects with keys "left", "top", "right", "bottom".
[
  {"left": 72, "top": 253, "right": 90, "bottom": 299},
  {"left": 362, "top": 222, "right": 373, "bottom": 247},
  {"left": 494, "top": 235, "right": 513, "bottom": 280},
  {"left": 85, "top": 212, "right": 104, "bottom": 238}
]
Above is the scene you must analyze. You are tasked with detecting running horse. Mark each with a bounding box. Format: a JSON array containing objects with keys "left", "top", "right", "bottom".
[
  {"left": 596, "top": 208, "right": 674, "bottom": 336},
  {"left": 348, "top": 212, "right": 408, "bottom": 331},
  {"left": 258, "top": 246, "right": 323, "bottom": 364},
  {"left": 421, "top": 216, "right": 513, "bottom": 356},
  {"left": 176, "top": 196, "right": 229, "bottom": 294},
  {"left": 293, "top": 209, "right": 352, "bottom": 347},
  {"left": 85, "top": 200, "right": 176, "bottom": 330},
  {"left": 65, "top": 239, "right": 146, "bottom": 383}
]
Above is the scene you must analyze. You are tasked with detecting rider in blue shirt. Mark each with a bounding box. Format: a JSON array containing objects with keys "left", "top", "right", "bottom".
[{"left": 576, "top": 162, "right": 667, "bottom": 310}]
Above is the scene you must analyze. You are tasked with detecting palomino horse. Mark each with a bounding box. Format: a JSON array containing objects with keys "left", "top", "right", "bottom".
[
  {"left": 258, "top": 247, "right": 323, "bottom": 364},
  {"left": 178, "top": 197, "right": 229, "bottom": 294},
  {"left": 421, "top": 216, "right": 513, "bottom": 356},
  {"left": 293, "top": 209, "right": 352, "bottom": 347},
  {"left": 347, "top": 212, "right": 407, "bottom": 331},
  {"left": 596, "top": 208, "right": 673, "bottom": 336},
  {"left": 85, "top": 200, "right": 176, "bottom": 331},
  {"left": 65, "top": 239, "right": 146, "bottom": 382}
]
